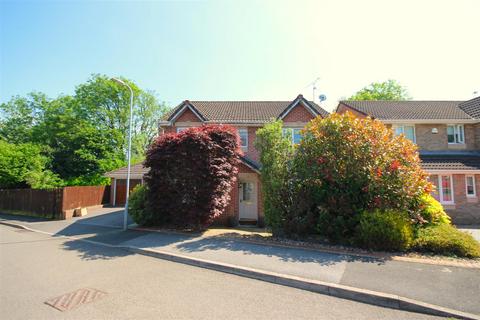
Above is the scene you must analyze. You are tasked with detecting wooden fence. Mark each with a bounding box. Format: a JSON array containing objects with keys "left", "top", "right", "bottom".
[{"left": 0, "top": 186, "right": 110, "bottom": 219}]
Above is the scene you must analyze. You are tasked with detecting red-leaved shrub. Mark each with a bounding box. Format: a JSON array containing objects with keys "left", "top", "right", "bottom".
[{"left": 143, "top": 125, "right": 241, "bottom": 230}]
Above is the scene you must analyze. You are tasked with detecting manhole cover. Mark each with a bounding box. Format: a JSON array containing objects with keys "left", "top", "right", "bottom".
[{"left": 45, "top": 288, "right": 106, "bottom": 312}]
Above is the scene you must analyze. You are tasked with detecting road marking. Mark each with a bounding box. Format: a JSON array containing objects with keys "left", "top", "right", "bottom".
[{"left": 45, "top": 288, "right": 106, "bottom": 312}]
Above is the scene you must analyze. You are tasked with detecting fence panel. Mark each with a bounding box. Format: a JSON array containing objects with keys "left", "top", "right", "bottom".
[
  {"left": 0, "top": 188, "right": 62, "bottom": 219},
  {"left": 62, "top": 186, "right": 110, "bottom": 211},
  {"left": 0, "top": 186, "right": 110, "bottom": 219}
]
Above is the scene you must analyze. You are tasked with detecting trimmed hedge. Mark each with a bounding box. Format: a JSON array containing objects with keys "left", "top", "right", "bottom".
[
  {"left": 355, "top": 209, "right": 414, "bottom": 251},
  {"left": 414, "top": 224, "right": 480, "bottom": 258}
]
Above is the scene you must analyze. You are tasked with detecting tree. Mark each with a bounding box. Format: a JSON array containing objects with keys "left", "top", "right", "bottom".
[
  {"left": 0, "top": 74, "right": 169, "bottom": 187},
  {"left": 0, "top": 92, "right": 48, "bottom": 143},
  {"left": 74, "top": 74, "right": 169, "bottom": 161},
  {"left": 32, "top": 95, "right": 122, "bottom": 185},
  {"left": 255, "top": 120, "right": 295, "bottom": 232},
  {"left": 142, "top": 125, "right": 241, "bottom": 230},
  {"left": 348, "top": 80, "right": 410, "bottom": 101},
  {"left": 0, "top": 141, "right": 61, "bottom": 189}
]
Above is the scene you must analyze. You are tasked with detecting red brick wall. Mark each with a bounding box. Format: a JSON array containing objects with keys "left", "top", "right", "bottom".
[
  {"left": 429, "top": 173, "right": 480, "bottom": 224},
  {"left": 282, "top": 103, "right": 316, "bottom": 122},
  {"left": 176, "top": 108, "right": 202, "bottom": 122}
]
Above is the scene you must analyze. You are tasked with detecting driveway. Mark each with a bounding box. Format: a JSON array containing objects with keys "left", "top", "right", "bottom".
[{"left": 458, "top": 225, "right": 480, "bottom": 242}]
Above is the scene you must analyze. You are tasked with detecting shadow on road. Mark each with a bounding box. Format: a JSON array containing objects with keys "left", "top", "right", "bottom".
[{"left": 174, "top": 235, "right": 387, "bottom": 266}]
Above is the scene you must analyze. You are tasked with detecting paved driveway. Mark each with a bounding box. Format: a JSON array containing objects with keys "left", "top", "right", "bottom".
[{"left": 458, "top": 225, "right": 480, "bottom": 242}]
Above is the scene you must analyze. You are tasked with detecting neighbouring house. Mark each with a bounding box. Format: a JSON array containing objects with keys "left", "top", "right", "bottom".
[
  {"left": 105, "top": 94, "right": 329, "bottom": 225},
  {"left": 337, "top": 96, "right": 480, "bottom": 224}
]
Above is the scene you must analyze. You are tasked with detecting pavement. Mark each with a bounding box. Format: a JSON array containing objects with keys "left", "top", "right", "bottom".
[
  {"left": 1, "top": 207, "right": 479, "bottom": 318},
  {"left": 0, "top": 224, "right": 444, "bottom": 320}
]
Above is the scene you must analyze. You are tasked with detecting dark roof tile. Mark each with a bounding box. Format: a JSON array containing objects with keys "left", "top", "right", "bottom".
[
  {"left": 163, "top": 99, "right": 329, "bottom": 122},
  {"left": 339, "top": 100, "right": 472, "bottom": 120},
  {"left": 459, "top": 96, "right": 480, "bottom": 119}
]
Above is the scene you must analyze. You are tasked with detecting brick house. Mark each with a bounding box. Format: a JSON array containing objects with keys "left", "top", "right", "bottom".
[
  {"left": 337, "top": 97, "right": 480, "bottom": 224},
  {"left": 105, "top": 95, "right": 329, "bottom": 225}
]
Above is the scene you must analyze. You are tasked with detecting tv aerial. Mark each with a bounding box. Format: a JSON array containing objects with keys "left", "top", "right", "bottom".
[{"left": 305, "top": 77, "right": 326, "bottom": 103}]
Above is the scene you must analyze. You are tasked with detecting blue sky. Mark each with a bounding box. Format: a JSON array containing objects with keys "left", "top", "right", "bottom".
[{"left": 1, "top": 0, "right": 479, "bottom": 111}]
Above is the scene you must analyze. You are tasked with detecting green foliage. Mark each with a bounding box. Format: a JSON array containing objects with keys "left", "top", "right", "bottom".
[
  {"left": 254, "top": 120, "right": 295, "bottom": 232},
  {"left": 348, "top": 80, "right": 410, "bottom": 101},
  {"left": 293, "top": 113, "right": 431, "bottom": 240},
  {"left": 414, "top": 224, "right": 480, "bottom": 258},
  {"left": 416, "top": 194, "right": 451, "bottom": 225},
  {"left": 355, "top": 209, "right": 414, "bottom": 251},
  {"left": 0, "top": 141, "right": 62, "bottom": 189},
  {"left": 0, "top": 92, "right": 48, "bottom": 144},
  {"left": 128, "top": 185, "right": 151, "bottom": 226},
  {"left": 0, "top": 74, "right": 169, "bottom": 188}
]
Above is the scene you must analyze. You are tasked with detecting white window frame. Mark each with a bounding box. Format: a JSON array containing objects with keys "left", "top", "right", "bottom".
[
  {"left": 282, "top": 127, "right": 303, "bottom": 145},
  {"left": 437, "top": 175, "right": 455, "bottom": 204},
  {"left": 392, "top": 124, "right": 416, "bottom": 143},
  {"left": 176, "top": 127, "right": 188, "bottom": 133},
  {"left": 465, "top": 175, "right": 476, "bottom": 197},
  {"left": 447, "top": 124, "right": 465, "bottom": 144},
  {"left": 238, "top": 128, "right": 248, "bottom": 148}
]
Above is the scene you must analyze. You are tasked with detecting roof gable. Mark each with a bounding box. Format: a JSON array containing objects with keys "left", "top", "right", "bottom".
[
  {"left": 278, "top": 95, "right": 325, "bottom": 120},
  {"left": 167, "top": 101, "right": 207, "bottom": 122},
  {"left": 162, "top": 96, "right": 328, "bottom": 124}
]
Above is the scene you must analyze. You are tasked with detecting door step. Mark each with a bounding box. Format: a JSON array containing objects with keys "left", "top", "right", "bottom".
[{"left": 238, "top": 219, "right": 258, "bottom": 226}]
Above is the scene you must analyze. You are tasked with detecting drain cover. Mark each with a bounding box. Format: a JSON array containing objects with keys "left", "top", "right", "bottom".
[{"left": 45, "top": 288, "right": 106, "bottom": 312}]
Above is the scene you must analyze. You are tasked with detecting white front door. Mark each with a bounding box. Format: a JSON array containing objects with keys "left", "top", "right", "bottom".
[{"left": 239, "top": 179, "right": 258, "bottom": 220}]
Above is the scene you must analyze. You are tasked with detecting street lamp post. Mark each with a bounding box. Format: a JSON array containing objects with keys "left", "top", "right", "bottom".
[{"left": 111, "top": 77, "right": 133, "bottom": 231}]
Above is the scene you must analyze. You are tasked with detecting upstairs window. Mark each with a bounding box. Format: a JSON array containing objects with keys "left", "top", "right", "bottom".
[
  {"left": 238, "top": 129, "right": 248, "bottom": 148},
  {"left": 447, "top": 124, "right": 464, "bottom": 144},
  {"left": 282, "top": 128, "right": 303, "bottom": 145},
  {"left": 466, "top": 176, "right": 476, "bottom": 197},
  {"left": 393, "top": 125, "right": 416, "bottom": 142}
]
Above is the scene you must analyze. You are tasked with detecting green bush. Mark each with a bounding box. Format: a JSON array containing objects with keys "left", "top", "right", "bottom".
[
  {"left": 413, "top": 224, "right": 480, "bottom": 258},
  {"left": 416, "top": 194, "right": 451, "bottom": 225},
  {"left": 355, "top": 209, "right": 414, "bottom": 251},
  {"left": 128, "top": 185, "right": 152, "bottom": 226}
]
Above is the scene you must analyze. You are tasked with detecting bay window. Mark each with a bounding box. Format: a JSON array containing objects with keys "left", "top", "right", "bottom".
[{"left": 438, "top": 175, "right": 454, "bottom": 204}]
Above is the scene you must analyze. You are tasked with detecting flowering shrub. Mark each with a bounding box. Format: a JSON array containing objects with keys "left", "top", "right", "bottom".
[
  {"left": 294, "top": 112, "right": 432, "bottom": 240},
  {"left": 142, "top": 125, "right": 241, "bottom": 230}
]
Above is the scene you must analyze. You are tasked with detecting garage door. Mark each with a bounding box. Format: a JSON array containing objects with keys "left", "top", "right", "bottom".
[{"left": 115, "top": 179, "right": 142, "bottom": 206}]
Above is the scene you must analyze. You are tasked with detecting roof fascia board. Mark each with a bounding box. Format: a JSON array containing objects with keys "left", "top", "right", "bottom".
[
  {"left": 382, "top": 119, "right": 478, "bottom": 124},
  {"left": 425, "top": 169, "right": 480, "bottom": 174}
]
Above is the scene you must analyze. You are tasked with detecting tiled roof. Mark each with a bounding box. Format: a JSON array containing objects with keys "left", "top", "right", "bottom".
[
  {"left": 104, "top": 157, "right": 261, "bottom": 177},
  {"left": 339, "top": 100, "right": 472, "bottom": 120},
  {"left": 163, "top": 98, "right": 329, "bottom": 123},
  {"left": 105, "top": 163, "right": 148, "bottom": 177},
  {"left": 420, "top": 154, "right": 480, "bottom": 171},
  {"left": 459, "top": 96, "right": 480, "bottom": 119}
]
